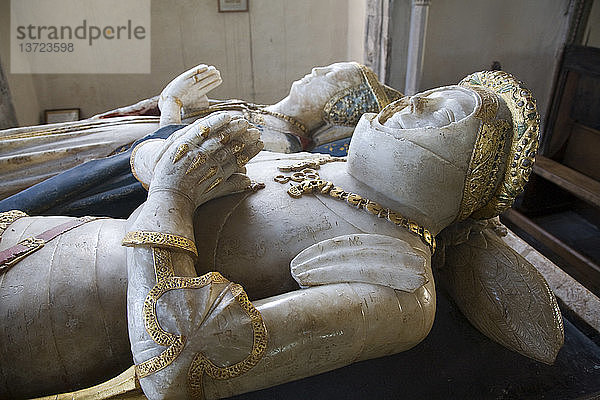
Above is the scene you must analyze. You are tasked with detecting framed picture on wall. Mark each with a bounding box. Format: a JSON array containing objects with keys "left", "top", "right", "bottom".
[
  {"left": 44, "top": 108, "right": 80, "bottom": 124},
  {"left": 218, "top": 0, "right": 248, "bottom": 12}
]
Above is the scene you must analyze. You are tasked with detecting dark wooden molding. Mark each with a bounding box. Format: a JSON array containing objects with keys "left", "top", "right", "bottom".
[
  {"left": 503, "top": 208, "right": 600, "bottom": 294},
  {"left": 533, "top": 155, "right": 600, "bottom": 208}
]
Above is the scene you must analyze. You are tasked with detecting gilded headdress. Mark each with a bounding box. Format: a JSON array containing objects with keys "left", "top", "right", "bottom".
[
  {"left": 322, "top": 62, "right": 402, "bottom": 127},
  {"left": 457, "top": 70, "right": 540, "bottom": 221}
]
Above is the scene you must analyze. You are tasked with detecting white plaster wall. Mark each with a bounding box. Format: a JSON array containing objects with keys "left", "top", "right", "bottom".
[
  {"left": 0, "top": 0, "right": 366, "bottom": 127},
  {"left": 347, "top": 0, "right": 367, "bottom": 62},
  {"left": 388, "top": 0, "right": 572, "bottom": 123},
  {"left": 0, "top": 0, "right": 39, "bottom": 127}
]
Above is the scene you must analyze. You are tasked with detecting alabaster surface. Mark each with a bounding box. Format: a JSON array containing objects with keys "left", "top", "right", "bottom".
[
  {"left": 0, "top": 216, "right": 130, "bottom": 398},
  {"left": 0, "top": 70, "right": 565, "bottom": 400},
  {"left": 265, "top": 63, "right": 364, "bottom": 132},
  {"left": 436, "top": 219, "right": 564, "bottom": 364},
  {"left": 0, "top": 62, "right": 399, "bottom": 202},
  {"left": 125, "top": 143, "right": 435, "bottom": 399},
  {"left": 0, "top": 116, "right": 160, "bottom": 199},
  {"left": 121, "top": 71, "right": 559, "bottom": 399}
]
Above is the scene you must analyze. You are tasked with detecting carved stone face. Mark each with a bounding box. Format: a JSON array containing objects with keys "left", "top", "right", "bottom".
[
  {"left": 288, "top": 62, "right": 362, "bottom": 103},
  {"left": 270, "top": 62, "right": 365, "bottom": 131},
  {"left": 381, "top": 87, "right": 476, "bottom": 129},
  {"left": 347, "top": 85, "right": 484, "bottom": 231}
]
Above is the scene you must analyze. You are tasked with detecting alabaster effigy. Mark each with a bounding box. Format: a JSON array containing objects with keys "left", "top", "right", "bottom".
[
  {"left": 0, "top": 70, "right": 565, "bottom": 400},
  {"left": 0, "top": 62, "right": 400, "bottom": 202}
]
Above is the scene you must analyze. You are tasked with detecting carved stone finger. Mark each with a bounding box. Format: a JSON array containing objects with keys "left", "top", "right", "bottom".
[
  {"left": 235, "top": 141, "right": 263, "bottom": 168},
  {"left": 196, "top": 112, "right": 232, "bottom": 136},
  {"left": 196, "top": 165, "right": 218, "bottom": 184},
  {"left": 186, "top": 153, "right": 208, "bottom": 175},
  {"left": 173, "top": 143, "right": 190, "bottom": 164},
  {"left": 194, "top": 124, "right": 210, "bottom": 140},
  {"left": 221, "top": 173, "right": 254, "bottom": 194},
  {"left": 184, "top": 64, "right": 208, "bottom": 79},
  {"left": 229, "top": 140, "right": 245, "bottom": 154},
  {"left": 203, "top": 177, "right": 223, "bottom": 194},
  {"left": 236, "top": 153, "right": 250, "bottom": 168},
  {"left": 194, "top": 75, "right": 222, "bottom": 93},
  {"left": 190, "top": 67, "right": 218, "bottom": 84}
]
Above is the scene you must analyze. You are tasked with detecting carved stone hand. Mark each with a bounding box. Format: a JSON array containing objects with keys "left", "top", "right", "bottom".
[
  {"left": 149, "top": 112, "right": 263, "bottom": 208},
  {"left": 158, "top": 64, "right": 222, "bottom": 126}
]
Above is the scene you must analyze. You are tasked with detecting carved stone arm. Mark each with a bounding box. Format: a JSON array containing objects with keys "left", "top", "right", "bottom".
[
  {"left": 124, "top": 112, "right": 263, "bottom": 398},
  {"left": 125, "top": 229, "right": 436, "bottom": 399}
]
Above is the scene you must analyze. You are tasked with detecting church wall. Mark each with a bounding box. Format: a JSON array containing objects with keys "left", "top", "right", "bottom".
[
  {"left": 0, "top": 0, "right": 366, "bottom": 127},
  {"left": 388, "top": 0, "right": 572, "bottom": 125},
  {"left": 0, "top": 1, "right": 39, "bottom": 128}
]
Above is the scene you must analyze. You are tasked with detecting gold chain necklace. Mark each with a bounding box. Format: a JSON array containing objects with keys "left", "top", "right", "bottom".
[{"left": 274, "top": 158, "right": 436, "bottom": 254}]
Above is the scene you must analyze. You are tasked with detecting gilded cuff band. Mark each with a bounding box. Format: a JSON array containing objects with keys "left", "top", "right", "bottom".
[{"left": 122, "top": 231, "right": 198, "bottom": 257}]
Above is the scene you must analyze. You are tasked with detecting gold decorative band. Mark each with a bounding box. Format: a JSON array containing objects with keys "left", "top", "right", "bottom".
[
  {"left": 173, "top": 143, "right": 190, "bottom": 164},
  {"left": 135, "top": 247, "right": 268, "bottom": 397},
  {"left": 136, "top": 335, "right": 186, "bottom": 379},
  {"left": 456, "top": 85, "right": 511, "bottom": 222},
  {"left": 188, "top": 283, "right": 268, "bottom": 399},
  {"left": 0, "top": 210, "right": 28, "bottom": 235},
  {"left": 122, "top": 231, "right": 198, "bottom": 257},
  {"left": 459, "top": 70, "right": 540, "bottom": 219},
  {"left": 355, "top": 62, "right": 390, "bottom": 109},
  {"left": 186, "top": 153, "right": 208, "bottom": 175}
]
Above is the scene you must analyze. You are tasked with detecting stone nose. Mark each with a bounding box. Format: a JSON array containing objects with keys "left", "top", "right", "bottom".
[
  {"left": 311, "top": 67, "right": 329, "bottom": 76},
  {"left": 409, "top": 95, "right": 425, "bottom": 113}
]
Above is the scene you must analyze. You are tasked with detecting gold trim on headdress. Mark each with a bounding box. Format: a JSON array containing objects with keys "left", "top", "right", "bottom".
[
  {"left": 459, "top": 71, "right": 540, "bottom": 220},
  {"left": 354, "top": 62, "right": 391, "bottom": 109},
  {"left": 455, "top": 85, "right": 510, "bottom": 221},
  {"left": 322, "top": 63, "right": 403, "bottom": 128}
]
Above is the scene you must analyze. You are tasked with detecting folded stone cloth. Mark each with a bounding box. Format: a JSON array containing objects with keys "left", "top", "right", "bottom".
[{"left": 0, "top": 124, "right": 185, "bottom": 218}]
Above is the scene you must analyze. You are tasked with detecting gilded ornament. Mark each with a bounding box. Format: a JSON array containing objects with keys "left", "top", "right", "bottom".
[
  {"left": 322, "top": 63, "right": 401, "bottom": 128},
  {"left": 203, "top": 177, "right": 223, "bottom": 194},
  {"left": 186, "top": 153, "right": 208, "bottom": 175},
  {"left": 219, "top": 132, "right": 231, "bottom": 145},
  {"left": 230, "top": 141, "right": 245, "bottom": 154},
  {"left": 346, "top": 193, "right": 363, "bottom": 207},
  {"left": 0, "top": 210, "right": 28, "bottom": 238},
  {"left": 173, "top": 143, "right": 190, "bottom": 163},
  {"left": 236, "top": 154, "right": 249, "bottom": 167},
  {"left": 197, "top": 166, "right": 217, "bottom": 184},
  {"left": 365, "top": 201, "right": 384, "bottom": 217},
  {"left": 459, "top": 70, "right": 540, "bottom": 219},
  {"left": 122, "top": 231, "right": 198, "bottom": 257},
  {"left": 187, "top": 282, "right": 268, "bottom": 399},
  {"left": 0, "top": 116, "right": 158, "bottom": 141},
  {"left": 196, "top": 125, "right": 210, "bottom": 139},
  {"left": 274, "top": 159, "right": 436, "bottom": 254},
  {"left": 134, "top": 246, "right": 268, "bottom": 397},
  {"left": 187, "top": 101, "right": 308, "bottom": 136}
]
